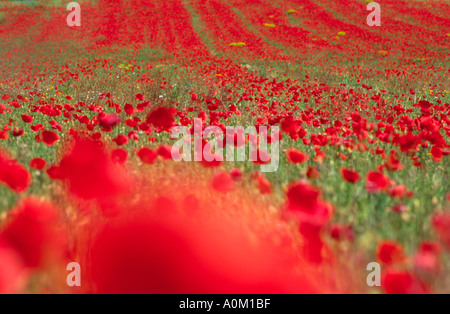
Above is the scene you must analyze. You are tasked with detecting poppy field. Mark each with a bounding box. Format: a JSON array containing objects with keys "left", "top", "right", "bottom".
[{"left": 0, "top": 0, "right": 449, "bottom": 294}]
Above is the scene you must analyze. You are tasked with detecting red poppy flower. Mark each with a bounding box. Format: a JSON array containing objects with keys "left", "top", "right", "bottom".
[
  {"left": 388, "top": 185, "right": 412, "bottom": 199},
  {"left": 285, "top": 182, "right": 333, "bottom": 227},
  {"left": 366, "top": 171, "right": 390, "bottom": 193},
  {"left": 0, "top": 131, "right": 8, "bottom": 140},
  {"left": 54, "top": 138, "right": 128, "bottom": 199},
  {"left": 0, "top": 239, "right": 26, "bottom": 294},
  {"left": 306, "top": 166, "right": 319, "bottom": 180},
  {"left": 30, "top": 158, "right": 46, "bottom": 170},
  {"left": 30, "top": 124, "right": 44, "bottom": 132},
  {"left": 112, "top": 134, "right": 128, "bottom": 146},
  {"left": 432, "top": 213, "right": 450, "bottom": 249},
  {"left": 230, "top": 168, "right": 243, "bottom": 181},
  {"left": 431, "top": 146, "right": 443, "bottom": 162},
  {"left": 341, "top": 168, "right": 360, "bottom": 183},
  {"left": 398, "top": 133, "right": 419, "bottom": 152},
  {"left": 46, "top": 166, "right": 63, "bottom": 180},
  {"left": 414, "top": 242, "right": 441, "bottom": 273},
  {"left": 285, "top": 181, "right": 333, "bottom": 264},
  {"left": 146, "top": 107, "right": 174, "bottom": 131},
  {"left": 0, "top": 152, "right": 31, "bottom": 193},
  {"left": 99, "top": 114, "right": 121, "bottom": 129},
  {"left": 137, "top": 147, "right": 158, "bottom": 164},
  {"left": 287, "top": 149, "right": 308, "bottom": 164},
  {"left": 124, "top": 104, "right": 134, "bottom": 115},
  {"left": 330, "top": 224, "right": 354, "bottom": 242},
  {"left": 376, "top": 240, "right": 405, "bottom": 265},
  {"left": 392, "top": 204, "right": 407, "bottom": 213},
  {"left": 37, "top": 130, "right": 59, "bottom": 146},
  {"left": 92, "top": 132, "right": 102, "bottom": 140},
  {"left": 338, "top": 153, "right": 348, "bottom": 160},
  {"left": 139, "top": 122, "right": 151, "bottom": 133},
  {"left": 256, "top": 175, "right": 272, "bottom": 194},
  {"left": 156, "top": 145, "right": 173, "bottom": 160},
  {"left": 21, "top": 115, "right": 33, "bottom": 124},
  {"left": 382, "top": 271, "right": 428, "bottom": 294},
  {"left": 1, "top": 198, "right": 67, "bottom": 268},
  {"left": 12, "top": 128, "right": 24, "bottom": 137},
  {"left": 81, "top": 211, "right": 316, "bottom": 294}
]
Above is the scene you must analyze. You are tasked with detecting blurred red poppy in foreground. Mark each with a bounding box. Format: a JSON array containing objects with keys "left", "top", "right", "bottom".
[
  {"left": 48, "top": 137, "right": 128, "bottom": 200},
  {"left": 382, "top": 271, "right": 428, "bottom": 294},
  {"left": 1, "top": 198, "right": 67, "bottom": 269},
  {"left": 376, "top": 241, "right": 405, "bottom": 265},
  {"left": 0, "top": 239, "right": 26, "bottom": 294},
  {"left": 0, "top": 150, "right": 31, "bottom": 193},
  {"left": 80, "top": 211, "right": 321, "bottom": 294}
]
